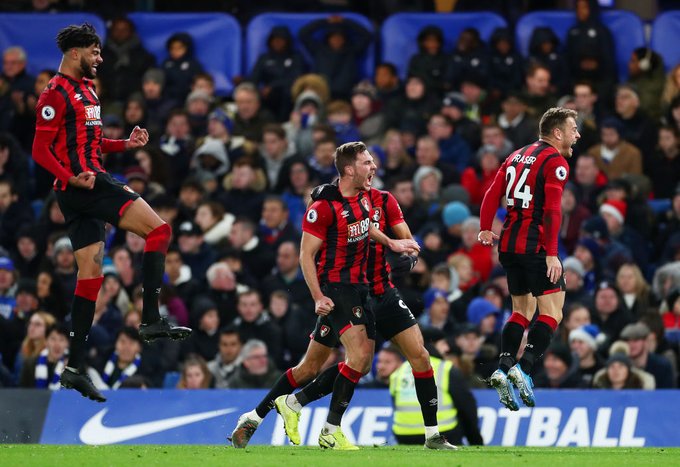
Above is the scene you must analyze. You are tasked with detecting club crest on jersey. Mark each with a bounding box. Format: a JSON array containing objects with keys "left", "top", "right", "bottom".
[
  {"left": 84, "top": 105, "right": 101, "bottom": 126},
  {"left": 372, "top": 207, "right": 382, "bottom": 222},
  {"left": 361, "top": 197, "right": 370, "bottom": 212},
  {"left": 555, "top": 166, "right": 567, "bottom": 181},
  {"left": 347, "top": 218, "right": 370, "bottom": 243},
  {"left": 41, "top": 105, "right": 55, "bottom": 121},
  {"left": 352, "top": 306, "right": 363, "bottom": 318},
  {"left": 320, "top": 325, "right": 330, "bottom": 337},
  {"left": 306, "top": 209, "right": 318, "bottom": 223}
]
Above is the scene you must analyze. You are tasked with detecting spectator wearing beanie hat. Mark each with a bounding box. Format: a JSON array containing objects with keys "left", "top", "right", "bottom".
[
  {"left": 562, "top": 256, "right": 591, "bottom": 310},
  {"left": 569, "top": 324, "right": 605, "bottom": 387},
  {"left": 534, "top": 342, "right": 584, "bottom": 388},
  {"left": 180, "top": 297, "right": 220, "bottom": 361},
  {"left": 351, "top": 80, "right": 385, "bottom": 146},
  {"left": 593, "top": 352, "right": 644, "bottom": 389},
  {"left": 586, "top": 117, "right": 642, "bottom": 180},
  {"left": 441, "top": 201, "right": 471, "bottom": 251},
  {"left": 573, "top": 238, "right": 600, "bottom": 294},
  {"left": 142, "top": 68, "right": 178, "bottom": 139},
  {"left": 599, "top": 200, "right": 649, "bottom": 273}
]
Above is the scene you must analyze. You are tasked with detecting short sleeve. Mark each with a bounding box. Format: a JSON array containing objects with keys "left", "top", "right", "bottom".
[
  {"left": 544, "top": 156, "right": 569, "bottom": 188},
  {"left": 302, "top": 200, "right": 334, "bottom": 240},
  {"left": 385, "top": 192, "right": 405, "bottom": 227},
  {"left": 35, "top": 87, "right": 65, "bottom": 132}
]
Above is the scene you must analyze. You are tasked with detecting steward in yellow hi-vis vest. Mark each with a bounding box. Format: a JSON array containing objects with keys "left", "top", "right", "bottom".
[{"left": 389, "top": 356, "right": 484, "bottom": 445}]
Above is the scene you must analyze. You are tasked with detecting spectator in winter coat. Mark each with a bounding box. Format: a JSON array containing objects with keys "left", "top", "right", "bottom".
[
  {"left": 447, "top": 28, "right": 489, "bottom": 93},
  {"left": 566, "top": 0, "right": 617, "bottom": 103},
  {"left": 162, "top": 32, "right": 204, "bottom": 102},
  {"left": 649, "top": 126, "right": 680, "bottom": 199},
  {"left": 249, "top": 26, "right": 305, "bottom": 121},
  {"left": 628, "top": 47, "right": 666, "bottom": 121},
  {"left": 407, "top": 25, "right": 448, "bottom": 97},
  {"left": 299, "top": 15, "right": 373, "bottom": 100},
  {"left": 528, "top": 27, "right": 570, "bottom": 95},
  {"left": 586, "top": 118, "right": 642, "bottom": 180},
  {"left": 99, "top": 16, "right": 156, "bottom": 104},
  {"left": 488, "top": 27, "right": 524, "bottom": 100}
]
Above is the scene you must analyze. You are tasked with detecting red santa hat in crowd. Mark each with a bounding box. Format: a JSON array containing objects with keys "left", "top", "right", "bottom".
[{"left": 599, "top": 199, "right": 627, "bottom": 225}]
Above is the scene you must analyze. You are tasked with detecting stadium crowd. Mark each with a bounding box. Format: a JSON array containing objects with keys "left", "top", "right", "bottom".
[{"left": 1, "top": 0, "right": 680, "bottom": 394}]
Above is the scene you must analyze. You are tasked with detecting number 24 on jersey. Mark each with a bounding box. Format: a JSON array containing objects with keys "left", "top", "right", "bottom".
[{"left": 505, "top": 166, "right": 533, "bottom": 209}]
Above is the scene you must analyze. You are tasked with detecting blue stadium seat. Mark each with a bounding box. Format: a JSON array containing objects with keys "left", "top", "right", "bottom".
[
  {"left": 163, "top": 371, "right": 180, "bottom": 389},
  {"left": 648, "top": 198, "right": 672, "bottom": 215},
  {"left": 381, "top": 13, "right": 507, "bottom": 80},
  {"left": 0, "top": 13, "right": 106, "bottom": 77},
  {"left": 245, "top": 13, "right": 375, "bottom": 80},
  {"left": 515, "top": 10, "right": 645, "bottom": 82},
  {"left": 128, "top": 13, "right": 241, "bottom": 97},
  {"left": 651, "top": 11, "right": 680, "bottom": 70}
]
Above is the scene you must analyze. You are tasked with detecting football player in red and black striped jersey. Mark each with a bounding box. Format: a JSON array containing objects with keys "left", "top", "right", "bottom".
[
  {"left": 31, "top": 23, "right": 190, "bottom": 403},
  {"left": 478, "top": 107, "right": 580, "bottom": 411}
]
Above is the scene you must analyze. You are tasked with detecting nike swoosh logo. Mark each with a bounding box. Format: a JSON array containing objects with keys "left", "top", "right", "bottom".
[{"left": 79, "top": 407, "right": 236, "bottom": 445}]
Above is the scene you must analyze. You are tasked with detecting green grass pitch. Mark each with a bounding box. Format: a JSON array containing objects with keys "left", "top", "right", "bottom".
[{"left": 1, "top": 445, "right": 679, "bottom": 467}]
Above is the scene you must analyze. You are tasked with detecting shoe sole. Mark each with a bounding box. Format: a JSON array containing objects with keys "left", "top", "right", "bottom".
[
  {"left": 489, "top": 376, "right": 519, "bottom": 411},
  {"left": 60, "top": 381, "right": 106, "bottom": 403},
  {"left": 140, "top": 329, "right": 192, "bottom": 343},
  {"left": 274, "top": 397, "right": 301, "bottom": 445},
  {"left": 229, "top": 428, "right": 251, "bottom": 449},
  {"left": 508, "top": 370, "right": 535, "bottom": 407},
  {"left": 319, "top": 438, "right": 358, "bottom": 451}
]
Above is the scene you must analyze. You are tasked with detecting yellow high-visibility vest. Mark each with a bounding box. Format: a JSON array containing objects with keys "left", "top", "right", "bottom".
[{"left": 389, "top": 356, "right": 458, "bottom": 436}]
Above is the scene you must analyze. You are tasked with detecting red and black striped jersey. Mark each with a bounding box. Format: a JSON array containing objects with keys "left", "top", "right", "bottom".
[
  {"left": 35, "top": 72, "right": 105, "bottom": 189},
  {"left": 302, "top": 190, "right": 372, "bottom": 285},
  {"left": 482, "top": 141, "right": 569, "bottom": 255},
  {"left": 366, "top": 188, "right": 406, "bottom": 295}
]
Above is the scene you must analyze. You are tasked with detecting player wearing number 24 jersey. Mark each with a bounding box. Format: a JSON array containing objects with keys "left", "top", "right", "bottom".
[
  {"left": 482, "top": 140, "right": 569, "bottom": 256},
  {"left": 478, "top": 108, "right": 579, "bottom": 413}
]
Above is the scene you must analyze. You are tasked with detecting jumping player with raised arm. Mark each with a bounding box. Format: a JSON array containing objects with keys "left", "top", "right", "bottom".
[
  {"left": 31, "top": 23, "right": 191, "bottom": 402},
  {"left": 478, "top": 107, "right": 579, "bottom": 411}
]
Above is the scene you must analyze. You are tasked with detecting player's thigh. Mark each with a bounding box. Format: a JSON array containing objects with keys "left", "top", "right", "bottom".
[
  {"left": 511, "top": 293, "right": 537, "bottom": 320},
  {"left": 536, "top": 291, "right": 566, "bottom": 322},
  {"left": 499, "top": 252, "right": 531, "bottom": 297},
  {"left": 118, "top": 197, "right": 165, "bottom": 237}
]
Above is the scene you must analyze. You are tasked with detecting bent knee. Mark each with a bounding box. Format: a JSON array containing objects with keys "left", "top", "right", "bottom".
[{"left": 293, "top": 362, "right": 321, "bottom": 382}]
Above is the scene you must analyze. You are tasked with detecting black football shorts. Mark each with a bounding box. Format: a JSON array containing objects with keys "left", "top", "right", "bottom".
[
  {"left": 499, "top": 251, "right": 566, "bottom": 297},
  {"left": 311, "top": 282, "right": 374, "bottom": 345},
  {"left": 55, "top": 172, "right": 140, "bottom": 251},
  {"left": 371, "top": 287, "right": 418, "bottom": 341}
]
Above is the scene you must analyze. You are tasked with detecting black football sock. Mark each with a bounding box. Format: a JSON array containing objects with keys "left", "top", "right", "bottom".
[
  {"left": 296, "top": 364, "right": 340, "bottom": 407},
  {"left": 519, "top": 318, "right": 557, "bottom": 374},
  {"left": 142, "top": 251, "right": 164, "bottom": 324},
  {"left": 499, "top": 313, "right": 530, "bottom": 373},
  {"left": 413, "top": 368, "right": 438, "bottom": 427},
  {"left": 67, "top": 296, "right": 96, "bottom": 371},
  {"left": 255, "top": 369, "right": 300, "bottom": 418},
  {"left": 326, "top": 364, "right": 362, "bottom": 426}
]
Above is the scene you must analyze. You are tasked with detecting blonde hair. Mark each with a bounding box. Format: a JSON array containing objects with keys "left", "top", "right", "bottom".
[
  {"left": 177, "top": 354, "right": 213, "bottom": 389},
  {"left": 662, "top": 64, "right": 680, "bottom": 107},
  {"left": 616, "top": 262, "right": 650, "bottom": 298},
  {"left": 21, "top": 311, "right": 57, "bottom": 358}
]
